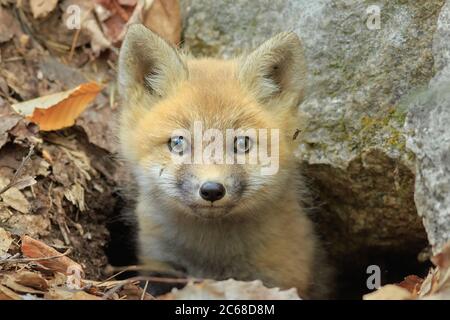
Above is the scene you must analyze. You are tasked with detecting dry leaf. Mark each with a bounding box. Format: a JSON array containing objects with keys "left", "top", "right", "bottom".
[
  {"left": 12, "top": 82, "right": 102, "bottom": 131},
  {"left": 0, "top": 7, "right": 21, "bottom": 43},
  {"left": 143, "top": 0, "right": 181, "bottom": 45},
  {"left": 0, "top": 227, "right": 13, "bottom": 256},
  {"left": 21, "top": 235, "right": 84, "bottom": 277},
  {"left": 0, "top": 114, "right": 22, "bottom": 149},
  {"left": 0, "top": 284, "right": 22, "bottom": 300},
  {"left": 14, "top": 271, "right": 49, "bottom": 291},
  {"left": 7, "top": 214, "right": 51, "bottom": 237},
  {"left": 10, "top": 176, "right": 37, "bottom": 190},
  {"left": 45, "top": 288, "right": 101, "bottom": 300},
  {"left": 117, "top": 283, "right": 154, "bottom": 300},
  {"left": 396, "top": 275, "right": 424, "bottom": 296},
  {"left": 47, "top": 272, "right": 70, "bottom": 288},
  {"left": 62, "top": 0, "right": 112, "bottom": 54},
  {"left": 431, "top": 241, "right": 450, "bottom": 269},
  {"left": 118, "top": 0, "right": 137, "bottom": 6},
  {"left": 1, "top": 275, "right": 45, "bottom": 295},
  {"left": 97, "top": 0, "right": 137, "bottom": 43},
  {"left": 363, "top": 284, "right": 413, "bottom": 300},
  {"left": 0, "top": 189, "right": 30, "bottom": 213},
  {"left": 30, "top": 0, "right": 59, "bottom": 19},
  {"left": 0, "top": 177, "right": 31, "bottom": 214},
  {"left": 419, "top": 269, "right": 436, "bottom": 297},
  {"left": 64, "top": 183, "right": 86, "bottom": 212},
  {"left": 161, "top": 279, "right": 301, "bottom": 300}
]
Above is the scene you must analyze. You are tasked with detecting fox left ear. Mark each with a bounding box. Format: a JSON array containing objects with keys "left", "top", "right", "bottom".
[
  {"left": 238, "top": 32, "right": 307, "bottom": 109},
  {"left": 118, "top": 24, "right": 188, "bottom": 102}
]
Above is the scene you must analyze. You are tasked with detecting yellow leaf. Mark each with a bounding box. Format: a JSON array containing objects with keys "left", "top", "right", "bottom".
[{"left": 12, "top": 82, "right": 102, "bottom": 131}]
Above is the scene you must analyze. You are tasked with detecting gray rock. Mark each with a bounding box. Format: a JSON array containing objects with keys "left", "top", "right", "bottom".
[
  {"left": 405, "top": 1, "right": 450, "bottom": 254},
  {"left": 181, "top": 0, "right": 450, "bottom": 256}
]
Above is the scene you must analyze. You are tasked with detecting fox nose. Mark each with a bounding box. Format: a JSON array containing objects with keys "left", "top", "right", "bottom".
[{"left": 199, "top": 182, "right": 226, "bottom": 202}]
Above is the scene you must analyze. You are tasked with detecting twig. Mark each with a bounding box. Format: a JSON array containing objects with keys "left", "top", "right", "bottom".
[
  {"left": 102, "top": 276, "right": 200, "bottom": 300},
  {"left": 0, "top": 248, "right": 72, "bottom": 265},
  {"left": 105, "top": 264, "right": 186, "bottom": 278},
  {"left": 101, "top": 265, "right": 138, "bottom": 283},
  {"left": 68, "top": 28, "right": 82, "bottom": 62},
  {"left": 0, "top": 145, "right": 34, "bottom": 195},
  {"left": 56, "top": 213, "right": 72, "bottom": 246},
  {"left": 2, "top": 57, "right": 25, "bottom": 62},
  {"left": 112, "top": 0, "right": 131, "bottom": 21},
  {"left": 141, "top": 281, "right": 149, "bottom": 300}
]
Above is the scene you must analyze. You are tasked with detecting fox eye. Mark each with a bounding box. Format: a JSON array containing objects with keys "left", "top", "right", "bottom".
[
  {"left": 234, "top": 136, "right": 252, "bottom": 154},
  {"left": 168, "top": 136, "right": 188, "bottom": 155}
]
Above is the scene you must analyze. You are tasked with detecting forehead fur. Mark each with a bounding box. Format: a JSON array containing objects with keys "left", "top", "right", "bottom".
[
  {"left": 119, "top": 47, "right": 301, "bottom": 164},
  {"left": 134, "top": 58, "right": 283, "bottom": 135}
]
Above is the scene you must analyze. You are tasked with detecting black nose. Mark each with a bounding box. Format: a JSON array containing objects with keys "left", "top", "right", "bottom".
[{"left": 199, "top": 182, "right": 226, "bottom": 202}]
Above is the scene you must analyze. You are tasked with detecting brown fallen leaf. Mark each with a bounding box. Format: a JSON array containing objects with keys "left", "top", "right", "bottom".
[
  {"left": 160, "top": 279, "right": 301, "bottom": 300},
  {"left": 0, "top": 284, "right": 22, "bottom": 300},
  {"left": 64, "top": 183, "right": 87, "bottom": 212},
  {"left": 0, "top": 114, "right": 22, "bottom": 149},
  {"left": 14, "top": 271, "right": 49, "bottom": 291},
  {"left": 7, "top": 214, "right": 51, "bottom": 238},
  {"left": 11, "top": 82, "right": 102, "bottom": 131},
  {"left": 8, "top": 176, "right": 37, "bottom": 191},
  {"left": 0, "top": 177, "right": 31, "bottom": 214},
  {"left": 0, "top": 7, "right": 21, "bottom": 43},
  {"left": 30, "top": 0, "right": 59, "bottom": 19},
  {"left": 363, "top": 284, "right": 413, "bottom": 300},
  {"left": 431, "top": 241, "right": 450, "bottom": 269},
  {"left": 0, "top": 227, "right": 13, "bottom": 256},
  {"left": 21, "top": 235, "right": 84, "bottom": 277},
  {"left": 61, "top": 0, "right": 113, "bottom": 54},
  {"left": 45, "top": 288, "right": 102, "bottom": 300},
  {"left": 1, "top": 274, "right": 45, "bottom": 295},
  {"left": 419, "top": 266, "right": 450, "bottom": 298},
  {"left": 118, "top": 0, "right": 137, "bottom": 6},
  {"left": 117, "top": 282, "right": 154, "bottom": 300},
  {"left": 143, "top": 0, "right": 181, "bottom": 46},
  {"left": 97, "top": 0, "right": 137, "bottom": 43},
  {"left": 396, "top": 275, "right": 424, "bottom": 296}
]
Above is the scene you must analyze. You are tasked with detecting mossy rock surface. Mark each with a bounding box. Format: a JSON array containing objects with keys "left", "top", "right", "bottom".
[{"left": 181, "top": 0, "right": 450, "bottom": 258}]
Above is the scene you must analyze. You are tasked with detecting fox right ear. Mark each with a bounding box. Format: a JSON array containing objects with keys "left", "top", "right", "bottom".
[
  {"left": 238, "top": 32, "right": 307, "bottom": 110},
  {"left": 118, "top": 24, "right": 187, "bottom": 101}
]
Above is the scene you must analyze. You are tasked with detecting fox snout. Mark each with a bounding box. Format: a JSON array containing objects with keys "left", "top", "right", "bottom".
[
  {"left": 176, "top": 164, "right": 246, "bottom": 214},
  {"left": 199, "top": 182, "right": 226, "bottom": 202}
]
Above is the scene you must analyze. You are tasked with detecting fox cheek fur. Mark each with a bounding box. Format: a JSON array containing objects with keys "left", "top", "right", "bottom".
[{"left": 117, "top": 24, "right": 332, "bottom": 299}]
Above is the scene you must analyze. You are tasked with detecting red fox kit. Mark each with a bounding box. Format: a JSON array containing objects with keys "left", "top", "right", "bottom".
[{"left": 117, "top": 24, "right": 331, "bottom": 299}]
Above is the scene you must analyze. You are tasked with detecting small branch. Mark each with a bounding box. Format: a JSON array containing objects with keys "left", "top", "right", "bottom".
[
  {"left": 141, "top": 281, "right": 149, "bottom": 300},
  {"left": 68, "top": 28, "right": 82, "bottom": 62},
  {"left": 102, "top": 265, "right": 138, "bottom": 283},
  {"left": 0, "top": 145, "right": 35, "bottom": 195},
  {"left": 102, "top": 276, "right": 200, "bottom": 300},
  {"left": 0, "top": 248, "right": 72, "bottom": 265}
]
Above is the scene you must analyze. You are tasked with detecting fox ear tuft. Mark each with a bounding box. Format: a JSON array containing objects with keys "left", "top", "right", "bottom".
[
  {"left": 238, "top": 32, "right": 307, "bottom": 109},
  {"left": 118, "top": 24, "right": 187, "bottom": 100}
]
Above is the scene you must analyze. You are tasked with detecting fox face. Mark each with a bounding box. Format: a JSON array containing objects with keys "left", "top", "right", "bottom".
[{"left": 118, "top": 25, "right": 307, "bottom": 220}]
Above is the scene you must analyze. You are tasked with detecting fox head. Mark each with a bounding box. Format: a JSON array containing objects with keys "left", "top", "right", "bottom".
[{"left": 118, "top": 24, "right": 307, "bottom": 220}]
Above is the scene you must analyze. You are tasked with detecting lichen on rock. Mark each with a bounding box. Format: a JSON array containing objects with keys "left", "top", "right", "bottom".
[
  {"left": 181, "top": 0, "right": 450, "bottom": 260},
  {"left": 405, "top": 0, "right": 450, "bottom": 255}
]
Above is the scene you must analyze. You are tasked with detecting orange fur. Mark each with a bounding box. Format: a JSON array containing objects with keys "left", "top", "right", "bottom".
[{"left": 117, "top": 24, "right": 332, "bottom": 299}]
